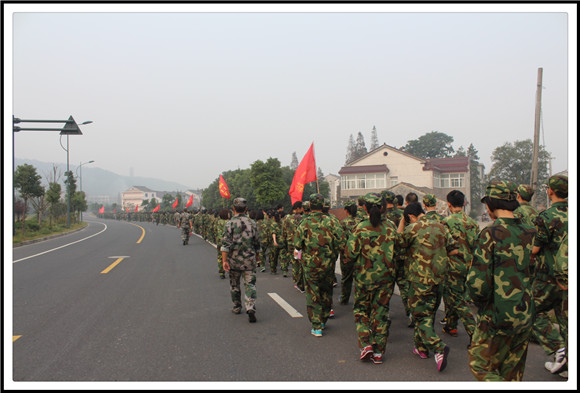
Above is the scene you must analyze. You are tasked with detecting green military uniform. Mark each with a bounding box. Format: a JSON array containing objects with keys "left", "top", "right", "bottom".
[
  {"left": 514, "top": 184, "right": 538, "bottom": 227},
  {"left": 531, "top": 175, "right": 568, "bottom": 364},
  {"left": 215, "top": 216, "right": 228, "bottom": 278},
  {"left": 339, "top": 201, "right": 358, "bottom": 304},
  {"left": 281, "top": 211, "right": 302, "bottom": 284},
  {"left": 466, "top": 181, "right": 536, "bottom": 381},
  {"left": 345, "top": 193, "right": 397, "bottom": 361},
  {"left": 442, "top": 210, "right": 478, "bottom": 337},
  {"left": 178, "top": 210, "right": 192, "bottom": 245},
  {"left": 220, "top": 198, "right": 261, "bottom": 316},
  {"left": 294, "top": 194, "right": 343, "bottom": 336},
  {"left": 399, "top": 207, "right": 457, "bottom": 361},
  {"left": 256, "top": 214, "right": 271, "bottom": 272}
]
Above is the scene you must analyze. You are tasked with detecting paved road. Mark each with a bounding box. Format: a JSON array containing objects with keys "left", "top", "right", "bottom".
[{"left": 8, "top": 215, "right": 570, "bottom": 389}]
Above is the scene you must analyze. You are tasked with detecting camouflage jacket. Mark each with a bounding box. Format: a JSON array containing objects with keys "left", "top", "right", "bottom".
[
  {"left": 214, "top": 218, "right": 228, "bottom": 247},
  {"left": 466, "top": 217, "right": 536, "bottom": 335},
  {"left": 257, "top": 219, "right": 271, "bottom": 247},
  {"left": 399, "top": 215, "right": 457, "bottom": 285},
  {"left": 345, "top": 218, "right": 397, "bottom": 287},
  {"left": 533, "top": 201, "right": 568, "bottom": 281},
  {"left": 294, "top": 211, "right": 343, "bottom": 278},
  {"left": 220, "top": 213, "right": 261, "bottom": 271},
  {"left": 444, "top": 211, "right": 480, "bottom": 276},
  {"left": 179, "top": 212, "right": 191, "bottom": 228},
  {"left": 554, "top": 233, "right": 568, "bottom": 285},
  {"left": 327, "top": 212, "right": 346, "bottom": 258},
  {"left": 356, "top": 207, "right": 366, "bottom": 223},
  {"left": 514, "top": 201, "right": 538, "bottom": 227},
  {"left": 384, "top": 207, "right": 403, "bottom": 228},
  {"left": 281, "top": 213, "right": 302, "bottom": 252}
]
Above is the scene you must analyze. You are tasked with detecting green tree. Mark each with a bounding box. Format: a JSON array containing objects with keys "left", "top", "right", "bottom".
[
  {"left": 370, "top": 125, "right": 379, "bottom": 150},
  {"left": 14, "top": 164, "right": 45, "bottom": 236},
  {"left": 345, "top": 134, "right": 356, "bottom": 164},
  {"left": 46, "top": 181, "right": 62, "bottom": 229},
  {"left": 161, "top": 193, "right": 176, "bottom": 211},
  {"left": 402, "top": 131, "right": 455, "bottom": 159},
  {"left": 354, "top": 131, "right": 368, "bottom": 160},
  {"left": 250, "top": 158, "right": 287, "bottom": 208},
  {"left": 71, "top": 191, "right": 88, "bottom": 222},
  {"left": 488, "top": 139, "right": 551, "bottom": 207},
  {"left": 290, "top": 152, "right": 299, "bottom": 170}
]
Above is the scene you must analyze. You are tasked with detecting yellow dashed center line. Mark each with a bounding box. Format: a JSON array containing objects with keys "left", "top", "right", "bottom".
[{"left": 101, "top": 257, "right": 125, "bottom": 274}]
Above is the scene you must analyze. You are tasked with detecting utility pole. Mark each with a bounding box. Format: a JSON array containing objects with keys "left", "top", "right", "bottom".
[{"left": 530, "top": 67, "right": 543, "bottom": 208}]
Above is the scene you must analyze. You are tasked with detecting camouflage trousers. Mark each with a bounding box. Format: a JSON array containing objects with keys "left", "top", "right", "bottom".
[
  {"left": 278, "top": 247, "right": 291, "bottom": 274},
  {"left": 292, "top": 254, "right": 305, "bottom": 291},
  {"left": 531, "top": 277, "right": 568, "bottom": 355},
  {"left": 353, "top": 280, "right": 395, "bottom": 354},
  {"left": 339, "top": 253, "right": 354, "bottom": 303},
  {"left": 304, "top": 268, "right": 334, "bottom": 330},
  {"left": 395, "top": 258, "right": 410, "bottom": 316},
  {"left": 408, "top": 281, "right": 447, "bottom": 355},
  {"left": 228, "top": 269, "right": 256, "bottom": 313},
  {"left": 441, "top": 272, "right": 476, "bottom": 336},
  {"left": 256, "top": 244, "right": 269, "bottom": 269},
  {"left": 181, "top": 226, "right": 190, "bottom": 242},
  {"left": 269, "top": 246, "right": 280, "bottom": 273},
  {"left": 468, "top": 315, "right": 532, "bottom": 381}
]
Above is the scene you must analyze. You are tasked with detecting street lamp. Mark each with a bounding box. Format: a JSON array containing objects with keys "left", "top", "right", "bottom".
[
  {"left": 13, "top": 116, "right": 92, "bottom": 230},
  {"left": 77, "top": 160, "right": 95, "bottom": 221}
]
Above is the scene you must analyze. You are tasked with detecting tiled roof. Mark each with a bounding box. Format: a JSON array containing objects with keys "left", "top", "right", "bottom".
[
  {"left": 338, "top": 164, "right": 389, "bottom": 175},
  {"left": 423, "top": 156, "right": 469, "bottom": 173}
]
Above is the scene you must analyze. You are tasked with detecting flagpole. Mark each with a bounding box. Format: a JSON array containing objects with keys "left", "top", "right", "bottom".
[{"left": 313, "top": 142, "right": 319, "bottom": 193}]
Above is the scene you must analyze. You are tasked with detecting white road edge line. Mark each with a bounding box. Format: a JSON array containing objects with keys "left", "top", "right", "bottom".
[
  {"left": 268, "top": 292, "right": 303, "bottom": 318},
  {"left": 13, "top": 221, "right": 108, "bottom": 263}
]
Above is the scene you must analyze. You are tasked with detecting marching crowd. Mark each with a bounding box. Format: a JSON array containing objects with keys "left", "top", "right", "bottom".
[{"left": 106, "top": 174, "right": 569, "bottom": 381}]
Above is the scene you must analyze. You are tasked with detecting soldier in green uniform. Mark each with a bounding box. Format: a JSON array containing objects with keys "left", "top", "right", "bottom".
[
  {"left": 398, "top": 202, "right": 458, "bottom": 372},
  {"left": 531, "top": 174, "right": 568, "bottom": 376},
  {"left": 215, "top": 208, "right": 231, "bottom": 279},
  {"left": 294, "top": 194, "right": 343, "bottom": 337},
  {"left": 177, "top": 208, "right": 192, "bottom": 245},
  {"left": 221, "top": 197, "right": 261, "bottom": 323},
  {"left": 514, "top": 184, "right": 538, "bottom": 227},
  {"left": 338, "top": 200, "right": 358, "bottom": 305},
  {"left": 382, "top": 191, "right": 409, "bottom": 319},
  {"left": 441, "top": 190, "right": 478, "bottom": 341},
  {"left": 466, "top": 181, "right": 536, "bottom": 381},
  {"left": 323, "top": 198, "right": 345, "bottom": 318},
  {"left": 345, "top": 192, "right": 397, "bottom": 364},
  {"left": 281, "top": 202, "right": 304, "bottom": 290}
]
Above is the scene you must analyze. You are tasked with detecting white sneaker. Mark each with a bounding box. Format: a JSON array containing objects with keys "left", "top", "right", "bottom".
[{"left": 546, "top": 348, "right": 567, "bottom": 374}]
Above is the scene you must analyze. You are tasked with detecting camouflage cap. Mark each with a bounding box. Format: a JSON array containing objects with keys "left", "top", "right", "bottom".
[
  {"left": 309, "top": 193, "right": 324, "bottom": 209},
  {"left": 363, "top": 192, "right": 382, "bottom": 205},
  {"left": 422, "top": 194, "right": 437, "bottom": 207},
  {"left": 303, "top": 201, "right": 311, "bottom": 210},
  {"left": 382, "top": 190, "right": 396, "bottom": 203},
  {"left": 517, "top": 184, "right": 534, "bottom": 201},
  {"left": 344, "top": 200, "right": 355, "bottom": 208},
  {"left": 233, "top": 197, "right": 247, "bottom": 209},
  {"left": 481, "top": 181, "right": 517, "bottom": 202},
  {"left": 547, "top": 174, "right": 568, "bottom": 194}
]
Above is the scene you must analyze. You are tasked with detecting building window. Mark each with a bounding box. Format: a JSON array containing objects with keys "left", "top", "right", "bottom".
[
  {"left": 341, "top": 173, "right": 386, "bottom": 190},
  {"left": 389, "top": 176, "right": 398, "bottom": 187},
  {"left": 434, "top": 173, "right": 465, "bottom": 188}
]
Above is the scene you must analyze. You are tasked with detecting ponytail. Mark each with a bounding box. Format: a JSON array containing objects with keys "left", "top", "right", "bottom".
[{"left": 365, "top": 202, "right": 382, "bottom": 228}]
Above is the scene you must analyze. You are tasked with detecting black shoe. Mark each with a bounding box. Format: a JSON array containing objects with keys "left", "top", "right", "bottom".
[{"left": 248, "top": 310, "right": 257, "bottom": 323}]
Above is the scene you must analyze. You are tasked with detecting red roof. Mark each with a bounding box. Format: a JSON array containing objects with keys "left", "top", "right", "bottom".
[
  {"left": 338, "top": 164, "right": 389, "bottom": 175},
  {"left": 423, "top": 156, "right": 469, "bottom": 173}
]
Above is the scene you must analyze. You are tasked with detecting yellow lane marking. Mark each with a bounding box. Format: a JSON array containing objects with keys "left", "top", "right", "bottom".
[
  {"left": 128, "top": 223, "right": 146, "bottom": 243},
  {"left": 101, "top": 257, "right": 125, "bottom": 274},
  {"left": 13, "top": 335, "right": 22, "bottom": 342}
]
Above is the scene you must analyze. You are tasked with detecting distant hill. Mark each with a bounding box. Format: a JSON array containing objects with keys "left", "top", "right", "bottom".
[{"left": 14, "top": 158, "right": 195, "bottom": 204}]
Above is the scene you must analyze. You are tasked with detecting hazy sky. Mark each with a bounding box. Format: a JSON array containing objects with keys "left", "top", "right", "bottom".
[{"left": 6, "top": 3, "right": 576, "bottom": 190}]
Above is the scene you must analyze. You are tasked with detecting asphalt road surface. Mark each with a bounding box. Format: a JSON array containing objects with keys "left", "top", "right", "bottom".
[{"left": 8, "top": 215, "right": 571, "bottom": 389}]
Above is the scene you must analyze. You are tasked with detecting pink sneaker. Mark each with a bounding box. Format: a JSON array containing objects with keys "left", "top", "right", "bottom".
[
  {"left": 434, "top": 346, "right": 450, "bottom": 372},
  {"left": 413, "top": 347, "right": 429, "bottom": 359},
  {"left": 371, "top": 353, "right": 383, "bottom": 364}
]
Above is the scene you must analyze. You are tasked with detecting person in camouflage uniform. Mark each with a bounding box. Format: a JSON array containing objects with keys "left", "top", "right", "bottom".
[
  {"left": 514, "top": 184, "right": 538, "bottom": 227},
  {"left": 338, "top": 200, "right": 358, "bottom": 304},
  {"left": 255, "top": 210, "right": 270, "bottom": 273},
  {"left": 269, "top": 210, "right": 283, "bottom": 274},
  {"left": 221, "top": 197, "right": 261, "bottom": 323},
  {"left": 398, "top": 202, "right": 458, "bottom": 372},
  {"left": 441, "top": 190, "right": 478, "bottom": 341},
  {"left": 530, "top": 174, "right": 568, "bottom": 376},
  {"left": 466, "top": 181, "right": 536, "bottom": 381},
  {"left": 381, "top": 190, "right": 410, "bottom": 319},
  {"left": 177, "top": 208, "right": 192, "bottom": 245},
  {"left": 355, "top": 197, "right": 367, "bottom": 223},
  {"left": 345, "top": 192, "right": 397, "bottom": 364},
  {"left": 281, "top": 202, "right": 304, "bottom": 291},
  {"left": 323, "top": 198, "right": 344, "bottom": 318},
  {"left": 294, "top": 193, "right": 344, "bottom": 337},
  {"left": 215, "top": 208, "right": 231, "bottom": 279}
]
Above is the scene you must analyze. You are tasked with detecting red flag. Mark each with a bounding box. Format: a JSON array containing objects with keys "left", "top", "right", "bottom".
[
  {"left": 219, "top": 175, "right": 231, "bottom": 199},
  {"left": 289, "top": 143, "right": 317, "bottom": 205},
  {"left": 172, "top": 197, "right": 179, "bottom": 209},
  {"left": 99, "top": 206, "right": 104, "bottom": 214},
  {"left": 113, "top": 208, "right": 116, "bottom": 213},
  {"left": 135, "top": 205, "right": 139, "bottom": 212},
  {"left": 152, "top": 204, "right": 160, "bottom": 212},
  {"left": 126, "top": 207, "right": 129, "bottom": 213},
  {"left": 185, "top": 194, "right": 193, "bottom": 208}
]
